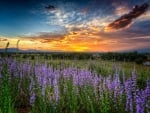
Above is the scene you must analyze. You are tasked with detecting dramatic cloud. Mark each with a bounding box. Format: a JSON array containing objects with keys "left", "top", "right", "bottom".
[
  {"left": 20, "top": 32, "right": 65, "bottom": 43},
  {"left": 115, "top": 6, "right": 130, "bottom": 16},
  {"left": 45, "top": 4, "right": 56, "bottom": 11},
  {"left": 0, "top": 38, "right": 8, "bottom": 41},
  {"left": 105, "top": 3, "right": 149, "bottom": 32},
  {"left": 0, "top": 0, "right": 150, "bottom": 52}
]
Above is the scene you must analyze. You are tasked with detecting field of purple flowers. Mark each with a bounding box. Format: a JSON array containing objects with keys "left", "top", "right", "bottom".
[{"left": 0, "top": 58, "right": 150, "bottom": 113}]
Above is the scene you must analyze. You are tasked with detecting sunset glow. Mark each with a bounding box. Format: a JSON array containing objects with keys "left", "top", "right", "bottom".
[{"left": 0, "top": 0, "right": 150, "bottom": 52}]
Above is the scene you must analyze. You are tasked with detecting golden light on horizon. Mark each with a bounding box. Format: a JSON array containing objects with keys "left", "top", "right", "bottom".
[{"left": 0, "top": 23, "right": 149, "bottom": 52}]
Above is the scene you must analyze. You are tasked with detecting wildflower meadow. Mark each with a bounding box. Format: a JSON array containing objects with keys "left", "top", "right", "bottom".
[{"left": 0, "top": 57, "right": 149, "bottom": 113}]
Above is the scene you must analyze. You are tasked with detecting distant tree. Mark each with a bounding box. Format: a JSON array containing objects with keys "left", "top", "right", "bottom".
[
  {"left": 31, "top": 56, "right": 35, "bottom": 60},
  {"left": 135, "top": 57, "right": 144, "bottom": 64}
]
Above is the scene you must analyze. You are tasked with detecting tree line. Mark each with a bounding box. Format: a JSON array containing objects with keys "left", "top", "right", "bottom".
[{"left": 0, "top": 51, "right": 149, "bottom": 64}]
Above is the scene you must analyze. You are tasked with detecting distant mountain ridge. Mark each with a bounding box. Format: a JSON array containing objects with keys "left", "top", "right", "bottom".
[
  {"left": 0, "top": 48, "right": 150, "bottom": 53},
  {"left": 121, "top": 48, "right": 150, "bottom": 53},
  {"left": 0, "top": 48, "right": 42, "bottom": 52}
]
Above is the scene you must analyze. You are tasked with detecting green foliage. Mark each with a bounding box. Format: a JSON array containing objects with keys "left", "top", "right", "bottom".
[
  {"left": 100, "top": 51, "right": 147, "bottom": 63},
  {"left": 100, "top": 91, "right": 110, "bottom": 113},
  {"left": 0, "top": 63, "right": 15, "bottom": 113}
]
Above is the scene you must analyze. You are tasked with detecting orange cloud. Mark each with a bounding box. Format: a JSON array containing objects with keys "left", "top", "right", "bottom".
[
  {"left": 1, "top": 33, "right": 149, "bottom": 52},
  {"left": 1, "top": 11, "right": 150, "bottom": 52}
]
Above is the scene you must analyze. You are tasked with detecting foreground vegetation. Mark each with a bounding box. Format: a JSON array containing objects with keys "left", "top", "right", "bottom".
[
  {"left": 0, "top": 56, "right": 150, "bottom": 113},
  {"left": 0, "top": 51, "right": 149, "bottom": 64}
]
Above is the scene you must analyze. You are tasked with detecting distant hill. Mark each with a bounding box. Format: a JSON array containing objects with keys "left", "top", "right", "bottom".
[
  {"left": 122, "top": 48, "right": 150, "bottom": 53},
  {"left": 135, "top": 48, "right": 150, "bottom": 53},
  {"left": 0, "top": 48, "right": 150, "bottom": 53},
  {"left": 0, "top": 48, "right": 19, "bottom": 52},
  {"left": 0, "top": 48, "right": 40, "bottom": 53}
]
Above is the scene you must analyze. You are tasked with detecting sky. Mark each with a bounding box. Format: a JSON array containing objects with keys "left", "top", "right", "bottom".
[{"left": 0, "top": 0, "right": 150, "bottom": 52}]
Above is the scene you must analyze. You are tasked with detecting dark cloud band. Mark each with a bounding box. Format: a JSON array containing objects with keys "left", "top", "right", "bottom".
[
  {"left": 45, "top": 4, "right": 56, "bottom": 11},
  {"left": 105, "top": 3, "right": 149, "bottom": 32}
]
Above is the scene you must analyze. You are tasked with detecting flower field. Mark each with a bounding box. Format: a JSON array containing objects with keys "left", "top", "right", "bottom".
[{"left": 0, "top": 58, "right": 150, "bottom": 113}]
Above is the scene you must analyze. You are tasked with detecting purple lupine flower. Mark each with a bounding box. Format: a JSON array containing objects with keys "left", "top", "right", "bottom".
[
  {"left": 30, "top": 93, "right": 36, "bottom": 105},
  {"left": 125, "top": 79, "right": 133, "bottom": 113},
  {"left": 113, "top": 73, "right": 121, "bottom": 99},
  {"left": 136, "top": 91, "right": 141, "bottom": 113},
  {"left": 53, "top": 78, "right": 59, "bottom": 101},
  {"left": 129, "top": 97, "right": 133, "bottom": 113},
  {"left": 131, "top": 70, "right": 137, "bottom": 99},
  {"left": 146, "top": 81, "right": 150, "bottom": 98},
  {"left": 136, "top": 89, "right": 147, "bottom": 113},
  {"left": 145, "top": 81, "right": 150, "bottom": 112},
  {"left": 93, "top": 76, "right": 100, "bottom": 98}
]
